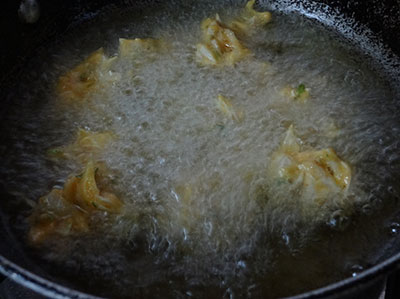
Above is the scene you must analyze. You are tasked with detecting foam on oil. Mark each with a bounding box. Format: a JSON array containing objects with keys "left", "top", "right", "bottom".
[{"left": 1, "top": 1, "right": 400, "bottom": 298}]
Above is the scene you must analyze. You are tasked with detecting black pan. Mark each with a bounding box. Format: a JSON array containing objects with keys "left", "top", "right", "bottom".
[{"left": 1, "top": 0, "right": 400, "bottom": 298}]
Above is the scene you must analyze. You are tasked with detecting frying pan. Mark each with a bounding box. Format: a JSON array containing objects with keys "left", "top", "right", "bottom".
[{"left": 1, "top": 0, "right": 400, "bottom": 298}]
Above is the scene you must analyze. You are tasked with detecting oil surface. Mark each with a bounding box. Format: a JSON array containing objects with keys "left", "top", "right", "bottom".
[{"left": 1, "top": 1, "right": 400, "bottom": 298}]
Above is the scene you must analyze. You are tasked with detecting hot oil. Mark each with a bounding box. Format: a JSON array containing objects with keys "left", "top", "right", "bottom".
[{"left": 1, "top": 0, "right": 400, "bottom": 298}]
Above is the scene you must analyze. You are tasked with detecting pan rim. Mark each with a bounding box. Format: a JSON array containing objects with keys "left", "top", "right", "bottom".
[
  {"left": 1, "top": 250, "right": 399, "bottom": 298},
  {"left": 1, "top": 0, "right": 399, "bottom": 298}
]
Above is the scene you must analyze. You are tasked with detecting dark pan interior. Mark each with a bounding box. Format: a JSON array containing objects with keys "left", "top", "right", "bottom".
[{"left": 0, "top": 0, "right": 400, "bottom": 298}]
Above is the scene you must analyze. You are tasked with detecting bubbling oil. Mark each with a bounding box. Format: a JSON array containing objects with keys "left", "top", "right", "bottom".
[{"left": 1, "top": 0, "right": 400, "bottom": 298}]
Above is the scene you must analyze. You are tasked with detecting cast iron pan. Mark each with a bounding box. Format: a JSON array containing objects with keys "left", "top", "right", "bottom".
[{"left": 0, "top": 0, "right": 400, "bottom": 298}]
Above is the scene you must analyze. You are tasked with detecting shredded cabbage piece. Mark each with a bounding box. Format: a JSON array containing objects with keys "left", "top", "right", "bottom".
[
  {"left": 57, "top": 48, "right": 118, "bottom": 101},
  {"left": 118, "top": 38, "right": 166, "bottom": 59},
  {"left": 28, "top": 189, "right": 89, "bottom": 245},
  {"left": 196, "top": 15, "right": 249, "bottom": 66},
  {"left": 228, "top": 0, "right": 272, "bottom": 35},
  {"left": 48, "top": 129, "right": 115, "bottom": 163},
  {"left": 28, "top": 160, "right": 122, "bottom": 245},
  {"left": 269, "top": 125, "right": 351, "bottom": 202}
]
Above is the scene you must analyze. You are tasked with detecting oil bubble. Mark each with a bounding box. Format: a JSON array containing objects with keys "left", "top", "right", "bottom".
[
  {"left": 361, "top": 203, "right": 373, "bottom": 215},
  {"left": 350, "top": 264, "right": 364, "bottom": 277},
  {"left": 282, "top": 232, "right": 290, "bottom": 246},
  {"left": 18, "top": 0, "right": 40, "bottom": 24},
  {"left": 389, "top": 222, "right": 400, "bottom": 236},
  {"left": 327, "top": 210, "right": 349, "bottom": 231}
]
